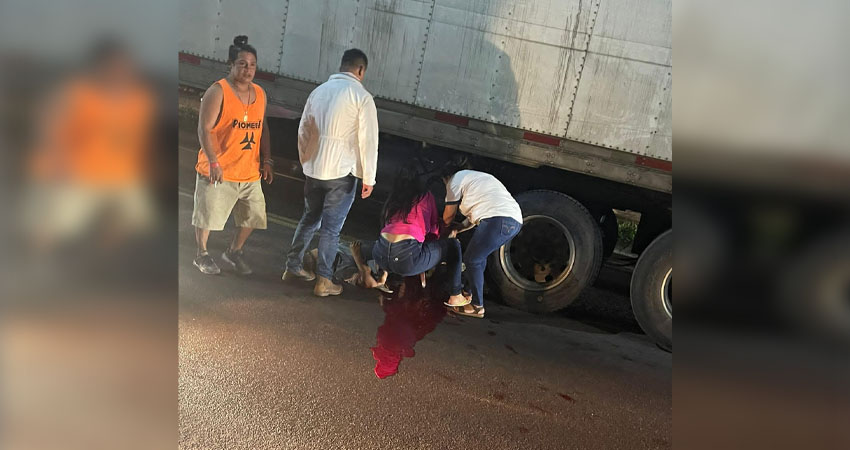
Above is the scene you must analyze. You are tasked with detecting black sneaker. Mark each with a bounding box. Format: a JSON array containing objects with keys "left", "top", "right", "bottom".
[
  {"left": 193, "top": 252, "right": 220, "bottom": 275},
  {"left": 221, "top": 248, "right": 252, "bottom": 275}
]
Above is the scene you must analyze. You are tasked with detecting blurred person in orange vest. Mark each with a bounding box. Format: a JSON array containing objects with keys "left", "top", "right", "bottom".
[
  {"left": 26, "top": 37, "right": 156, "bottom": 251},
  {"left": 192, "top": 35, "right": 274, "bottom": 275}
]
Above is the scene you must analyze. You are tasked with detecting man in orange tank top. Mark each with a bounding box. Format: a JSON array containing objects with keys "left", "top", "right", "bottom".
[
  {"left": 25, "top": 37, "right": 156, "bottom": 253},
  {"left": 191, "top": 36, "right": 274, "bottom": 275}
]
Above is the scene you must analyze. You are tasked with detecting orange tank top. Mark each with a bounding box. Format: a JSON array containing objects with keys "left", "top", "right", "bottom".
[
  {"left": 30, "top": 78, "right": 154, "bottom": 186},
  {"left": 196, "top": 79, "right": 266, "bottom": 182}
]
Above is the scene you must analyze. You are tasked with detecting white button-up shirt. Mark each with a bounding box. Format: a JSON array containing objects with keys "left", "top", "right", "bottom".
[{"left": 297, "top": 72, "right": 379, "bottom": 186}]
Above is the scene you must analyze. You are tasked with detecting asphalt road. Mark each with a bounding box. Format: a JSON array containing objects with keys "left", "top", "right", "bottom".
[{"left": 178, "top": 123, "right": 671, "bottom": 449}]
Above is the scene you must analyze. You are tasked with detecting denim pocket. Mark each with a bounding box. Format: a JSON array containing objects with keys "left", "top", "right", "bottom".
[
  {"left": 390, "top": 250, "right": 413, "bottom": 263},
  {"left": 388, "top": 243, "right": 415, "bottom": 264},
  {"left": 501, "top": 220, "right": 519, "bottom": 236}
]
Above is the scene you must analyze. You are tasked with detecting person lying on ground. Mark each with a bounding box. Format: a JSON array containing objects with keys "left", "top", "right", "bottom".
[
  {"left": 350, "top": 160, "right": 469, "bottom": 307},
  {"left": 303, "top": 247, "right": 389, "bottom": 291}
]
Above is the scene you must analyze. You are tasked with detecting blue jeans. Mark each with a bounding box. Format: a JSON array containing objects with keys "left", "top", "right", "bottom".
[
  {"left": 286, "top": 175, "right": 357, "bottom": 279},
  {"left": 464, "top": 217, "right": 522, "bottom": 307},
  {"left": 372, "top": 237, "right": 463, "bottom": 296}
]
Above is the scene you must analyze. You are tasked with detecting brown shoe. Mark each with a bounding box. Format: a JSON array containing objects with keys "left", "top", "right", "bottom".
[
  {"left": 313, "top": 276, "right": 342, "bottom": 297},
  {"left": 282, "top": 267, "right": 316, "bottom": 282}
]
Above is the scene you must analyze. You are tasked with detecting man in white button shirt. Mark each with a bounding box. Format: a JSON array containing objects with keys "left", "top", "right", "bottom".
[{"left": 283, "top": 49, "right": 379, "bottom": 297}]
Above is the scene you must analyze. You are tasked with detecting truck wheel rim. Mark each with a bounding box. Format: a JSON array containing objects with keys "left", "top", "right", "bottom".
[
  {"left": 662, "top": 268, "right": 672, "bottom": 318},
  {"left": 500, "top": 215, "right": 576, "bottom": 292}
]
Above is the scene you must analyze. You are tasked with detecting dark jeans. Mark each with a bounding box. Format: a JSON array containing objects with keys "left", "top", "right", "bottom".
[
  {"left": 302, "top": 246, "right": 362, "bottom": 285},
  {"left": 286, "top": 175, "right": 357, "bottom": 279},
  {"left": 371, "top": 237, "right": 463, "bottom": 296},
  {"left": 464, "top": 217, "right": 522, "bottom": 307}
]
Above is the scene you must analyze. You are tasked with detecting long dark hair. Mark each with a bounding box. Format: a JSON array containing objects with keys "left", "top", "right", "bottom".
[{"left": 382, "top": 159, "right": 431, "bottom": 226}]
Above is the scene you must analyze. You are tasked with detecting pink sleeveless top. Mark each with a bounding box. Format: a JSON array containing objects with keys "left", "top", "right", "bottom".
[{"left": 381, "top": 192, "right": 440, "bottom": 242}]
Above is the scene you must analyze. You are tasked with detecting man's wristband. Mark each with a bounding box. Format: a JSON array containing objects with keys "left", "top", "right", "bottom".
[
  {"left": 210, "top": 161, "right": 221, "bottom": 168},
  {"left": 263, "top": 159, "right": 274, "bottom": 166}
]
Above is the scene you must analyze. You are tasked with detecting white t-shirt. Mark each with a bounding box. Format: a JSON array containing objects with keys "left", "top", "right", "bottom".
[{"left": 445, "top": 170, "right": 523, "bottom": 225}]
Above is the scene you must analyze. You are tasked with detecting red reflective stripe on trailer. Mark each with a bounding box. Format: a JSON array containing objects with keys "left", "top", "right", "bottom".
[
  {"left": 434, "top": 112, "right": 469, "bottom": 127},
  {"left": 523, "top": 132, "right": 562, "bottom": 146},
  {"left": 635, "top": 156, "right": 672, "bottom": 172},
  {"left": 254, "top": 71, "right": 275, "bottom": 81},
  {"left": 178, "top": 53, "right": 201, "bottom": 65}
]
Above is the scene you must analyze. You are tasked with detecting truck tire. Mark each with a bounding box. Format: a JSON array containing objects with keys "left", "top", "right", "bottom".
[
  {"left": 487, "top": 190, "right": 603, "bottom": 313},
  {"left": 630, "top": 229, "right": 672, "bottom": 351},
  {"left": 779, "top": 232, "right": 850, "bottom": 343}
]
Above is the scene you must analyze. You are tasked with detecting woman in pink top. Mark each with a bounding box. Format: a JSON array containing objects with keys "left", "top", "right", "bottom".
[{"left": 351, "top": 161, "right": 469, "bottom": 307}]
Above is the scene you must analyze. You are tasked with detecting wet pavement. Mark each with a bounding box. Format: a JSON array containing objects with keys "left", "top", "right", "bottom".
[{"left": 178, "top": 124, "right": 671, "bottom": 449}]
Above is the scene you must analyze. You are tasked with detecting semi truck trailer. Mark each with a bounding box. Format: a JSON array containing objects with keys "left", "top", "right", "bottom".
[{"left": 178, "top": 0, "right": 673, "bottom": 349}]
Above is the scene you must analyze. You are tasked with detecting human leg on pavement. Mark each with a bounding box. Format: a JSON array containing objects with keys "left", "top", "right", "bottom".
[
  {"left": 462, "top": 217, "right": 522, "bottom": 310},
  {"left": 191, "top": 174, "right": 241, "bottom": 274},
  {"left": 195, "top": 227, "right": 211, "bottom": 254},
  {"left": 416, "top": 238, "right": 468, "bottom": 307},
  {"left": 229, "top": 180, "right": 267, "bottom": 250},
  {"left": 315, "top": 176, "right": 357, "bottom": 281},
  {"left": 230, "top": 227, "right": 253, "bottom": 251},
  {"left": 423, "top": 238, "right": 467, "bottom": 305},
  {"left": 223, "top": 180, "right": 268, "bottom": 275},
  {"left": 286, "top": 177, "right": 326, "bottom": 273},
  {"left": 221, "top": 227, "right": 254, "bottom": 275},
  {"left": 193, "top": 226, "right": 220, "bottom": 274},
  {"left": 351, "top": 239, "right": 385, "bottom": 286}
]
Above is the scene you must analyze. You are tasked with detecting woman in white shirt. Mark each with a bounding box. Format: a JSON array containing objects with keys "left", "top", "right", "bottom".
[{"left": 442, "top": 166, "right": 523, "bottom": 318}]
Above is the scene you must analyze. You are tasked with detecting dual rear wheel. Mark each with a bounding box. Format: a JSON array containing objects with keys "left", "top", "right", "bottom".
[{"left": 486, "top": 190, "right": 672, "bottom": 351}]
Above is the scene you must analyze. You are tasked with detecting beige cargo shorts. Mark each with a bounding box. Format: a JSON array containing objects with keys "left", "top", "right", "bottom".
[{"left": 191, "top": 173, "right": 267, "bottom": 231}]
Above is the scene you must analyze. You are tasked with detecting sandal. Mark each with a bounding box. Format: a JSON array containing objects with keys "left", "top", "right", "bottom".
[
  {"left": 443, "top": 293, "right": 471, "bottom": 308},
  {"left": 452, "top": 304, "right": 485, "bottom": 319}
]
